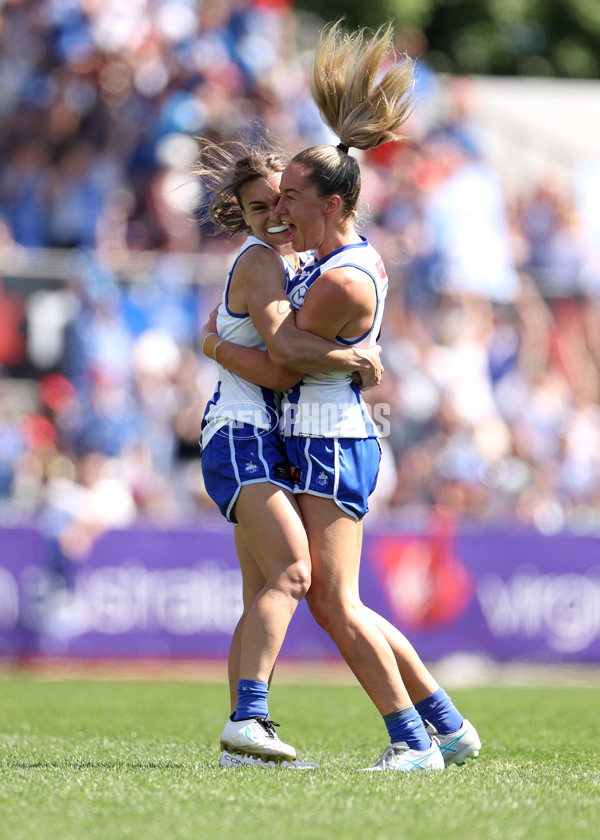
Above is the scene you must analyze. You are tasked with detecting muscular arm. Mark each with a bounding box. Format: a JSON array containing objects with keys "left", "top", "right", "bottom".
[
  {"left": 204, "top": 334, "right": 303, "bottom": 392},
  {"left": 203, "top": 247, "right": 382, "bottom": 387},
  {"left": 243, "top": 249, "right": 377, "bottom": 375}
]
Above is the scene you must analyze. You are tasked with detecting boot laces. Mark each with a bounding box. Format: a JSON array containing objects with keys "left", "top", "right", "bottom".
[{"left": 255, "top": 717, "right": 280, "bottom": 739}]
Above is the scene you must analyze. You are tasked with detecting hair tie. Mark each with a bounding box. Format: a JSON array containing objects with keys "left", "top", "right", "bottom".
[{"left": 336, "top": 142, "right": 349, "bottom": 154}]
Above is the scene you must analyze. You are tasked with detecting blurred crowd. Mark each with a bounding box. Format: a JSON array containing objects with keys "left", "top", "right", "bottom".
[{"left": 2, "top": 0, "right": 600, "bottom": 572}]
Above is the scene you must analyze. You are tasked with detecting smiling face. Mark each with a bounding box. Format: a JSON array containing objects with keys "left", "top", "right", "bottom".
[
  {"left": 275, "top": 163, "right": 329, "bottom": 255},
  {"left": 238, "top": 174, "right": 293, "bottom": 254}
]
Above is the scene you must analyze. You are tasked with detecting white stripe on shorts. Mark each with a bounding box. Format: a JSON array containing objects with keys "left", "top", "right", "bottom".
[
  {"left": 256, "top": 426, "right": 270, "bottom": 474},
  {"left": 303, "top": 436, "right": 312, "bottom": 491},
  {"left": 332, "top": 438, "right": 340, "bottom": 501},
  {"left": 226, "top": 426, "right": 242, "bottom": 521}
]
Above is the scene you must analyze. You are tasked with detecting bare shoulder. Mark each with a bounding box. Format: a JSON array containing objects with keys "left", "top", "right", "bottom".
[
  {"left": 313, "top": 266, "right": 376, "bottom": 303},
  {"left": 238, "top": 243, "right": 286, "bottom": 270},
  {"left": 233, "top": 242, "right": 288, "bottom": 286}
]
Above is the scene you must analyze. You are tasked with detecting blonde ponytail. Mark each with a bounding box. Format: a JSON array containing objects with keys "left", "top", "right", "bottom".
[
  {"left": 291, "top": 21, "right": 416, "bottom": 220},
  {"left": 310, "top": 21, "right": 415, "bottom": 153}
]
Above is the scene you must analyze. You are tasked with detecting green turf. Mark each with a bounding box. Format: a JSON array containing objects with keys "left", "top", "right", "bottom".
[{"left": 0, "top": 675, "right": 598, "bottom": 840}]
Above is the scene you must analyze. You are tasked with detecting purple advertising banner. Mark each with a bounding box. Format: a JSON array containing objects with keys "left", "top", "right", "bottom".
[
  {"left": 0, "top": 527, "right": 47, "bottom": 657},
  {"left": 38, "top": 526, "right": 245, "bottom": 658},
  {"left": 1, "top": 523, "right": 599, "bottom": 662},
  {"left": 362, "top": 528, "right": 600, "bottom": 663}
]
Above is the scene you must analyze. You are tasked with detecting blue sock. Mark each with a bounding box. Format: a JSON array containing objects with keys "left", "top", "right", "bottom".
[
  {"left": 233, "top": 679, "right": 269, "bottom": 721},
  {"left": 415, "top": 688, "right": 463, "bottom": 735},
  {"left": 384, "top": 706, "right": 432, "bottom": 751}
]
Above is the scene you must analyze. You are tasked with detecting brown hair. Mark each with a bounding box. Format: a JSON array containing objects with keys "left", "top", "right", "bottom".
[
  {"left": 194, "top": 138, "right": 289, "bottom": 235},
  {"left": 292, "top": 21, "right": 416, "bottom": 220}
]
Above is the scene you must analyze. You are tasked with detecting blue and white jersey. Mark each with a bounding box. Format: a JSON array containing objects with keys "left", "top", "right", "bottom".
[
  {"left": 281, "top": 236, "right": 388, "bottom": 438},
  {"left": 200, "top": 235, "right": 297, "bottom": 450}
]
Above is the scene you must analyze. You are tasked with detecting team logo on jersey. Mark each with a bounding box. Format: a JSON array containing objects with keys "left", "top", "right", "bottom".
[
  {"left": 288, "top": 284, "right": 307, "bottom": 312},
  {"left": 287, "top": 266, "right": 316, "bottom": 312},
  {"left": 244, "top": 462, "right": 259, "bottom": 473},
  {"left": 316, "top": 470, "right": 329, "bottom": 486}
]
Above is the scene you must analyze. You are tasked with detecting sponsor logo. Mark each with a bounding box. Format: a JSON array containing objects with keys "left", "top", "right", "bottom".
[
  {"left": 9, "top": 562, "right": 243, "bottom": 636},
  {"left": 375, "top": 258, "right": 388, "bottom": 282},
  {"left": 370, "top": 517, "right": 475, "bottom": 630},
  {"left": 477, "top": 566, "right": 600, "bottom": 653}
]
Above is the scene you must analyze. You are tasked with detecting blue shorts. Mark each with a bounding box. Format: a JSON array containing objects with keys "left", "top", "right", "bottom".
[
  {"left": 200, "top": 424, "right": 293, "bottom": 524},
  {"left": 284, "top": 436, "right": 381, "bottom": 520}
]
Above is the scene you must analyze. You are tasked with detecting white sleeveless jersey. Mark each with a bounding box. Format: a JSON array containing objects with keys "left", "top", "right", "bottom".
[
  {"left": 200, "top": 235, "right": 297, "bottom": 449},
  {"left": 280, "top": 236, "right": 388, "bottom": 438}
]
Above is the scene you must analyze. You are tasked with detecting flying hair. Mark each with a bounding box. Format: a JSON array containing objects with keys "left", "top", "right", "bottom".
[
  {"left": 310, "top": 20, "right": 416, "bottom": 153},
  {"left": 289, "top": 21, "right": 416, "bottom": 220},
  {"left": 194, "top": 138, "right": 289, "bottom": 235}
]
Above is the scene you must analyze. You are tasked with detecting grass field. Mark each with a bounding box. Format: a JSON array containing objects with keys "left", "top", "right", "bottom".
[{"left": 0, "top": 674, "right": 598, "bottom": 840}]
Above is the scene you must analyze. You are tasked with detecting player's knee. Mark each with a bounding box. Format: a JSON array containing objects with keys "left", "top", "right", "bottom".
[
  {"left": 296, "top": 561, "right": 312, "bottom": 600},
  {"left": 283, "top": 559, "right": 311, "bottom": 601}
]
